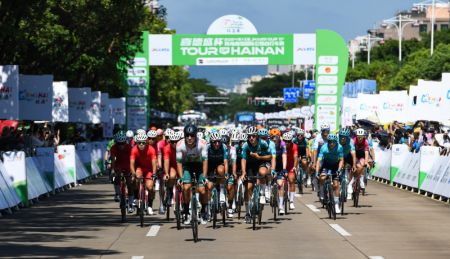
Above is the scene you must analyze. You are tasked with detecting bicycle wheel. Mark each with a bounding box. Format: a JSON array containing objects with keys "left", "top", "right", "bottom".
[
  {"left": 139, "top": 183, "right": 145, "bottom": 228},
  {"left": 191, "top": 193, "right": 198, "bottom": 242},
  {"left": 221, "top": 202, "right": 226, "bottom": 226},
  {"left": 329, "top": 186, "right": 336, "bottom": 220},
  {"left": 363, "top": 168, "right": 368, "bottom": 196},
  {"left": 119, "top": 178, "right": 127, "bottom": 222},
  {"left": 353, "top": 178, "right": 360, "bottom": 208},
  {"left": 252, "top": 189, "right": 258, "bottom": 230},
  {"left": 297, "top": 169, "right": 304, "bottom": 194},
  {"left": 284, "top": 182, "right": 288, "bottom": 215},
  {"left": 212, "top": 189, "right": 218, "bottom": 229},
  {"left": 175, "top": 188, "right": 181, "bottom": 230},
  {"left": 272, "top": 184, "right": 277, "bottom": 220},
  {"left": 237, "top": 184, "right": 243, "bottom": 220}
]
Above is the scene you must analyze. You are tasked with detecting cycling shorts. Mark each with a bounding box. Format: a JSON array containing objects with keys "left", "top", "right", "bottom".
[
  {"left": 344, "top": 153, "right": 353, "bottom": 166},
  {"left": 181, "top": 163, "right": 206, "bottom": 186},
  {"left": 136, "top": 167, "right": 153, "bottom": 180},
  {"left": 319, "top": 161, "right": 340, "bottom": 181}
]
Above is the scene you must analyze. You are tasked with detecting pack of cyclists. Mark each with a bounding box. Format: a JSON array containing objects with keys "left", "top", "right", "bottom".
[{"left": 106, "top": 122, "right": 376, "bottom": 225}]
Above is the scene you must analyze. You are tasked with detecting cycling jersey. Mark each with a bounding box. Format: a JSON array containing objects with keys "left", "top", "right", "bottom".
[
  {"left": 353, "top": 137, "right": 369, "bottom": 159},
  {"left": 274, "top": 141, "right": 286, "bottom": 172},
  {"left": 312, "top": 134, "right": 328, "bottom": 151},
  {"left": 107, "top": 139, "right": 115, "bottom": 151},
  {"left": 285, "top": 142, "right": 298, "bottom": 171},
  {"left": 176, "top": 139, "right": 208, "bottom": 164},
  {"left": 242, "top": 139, "right": 271, "bottom": 161},
  {"left": 264, "top": 139, "right": 277, "bottom": 156},
  {"left": 130, "top": 145, "right": 157, "bottom": 173},
  {"left": 293, "top": 137, "right": 308, "bottom": 157},
  {"left": 157, "top": 140, "right": 167, "bottom": 159},
  {"left": 207, "top": 143, "right": 228, "bottom": 173},
  {"left": 318, "top": 143, "right": 344, "bottom": 165},
  {"left": 110, "top": 143, "right": 132, "bottom": 172},
  {"left": 163, "top": 144, "right": 177, "bottom": 169},
  {"left": 233, "top": 144, "right": 243, "bottom": 172},
  {"left": 340, "top": 138, "right": 355, "bottom": 156}
]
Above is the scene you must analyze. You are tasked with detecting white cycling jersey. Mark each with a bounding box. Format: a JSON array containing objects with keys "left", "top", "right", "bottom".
[{"left": 176, "top": 139, "right": 208, "bottom": 164}]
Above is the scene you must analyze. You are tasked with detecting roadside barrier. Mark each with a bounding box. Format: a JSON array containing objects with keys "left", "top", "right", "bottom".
[
  {"left": 0, "top": 142, "right": 108, "bottom": 213},
  {"left": 371, "top": 144, "right": 450, "bottom": 202}
]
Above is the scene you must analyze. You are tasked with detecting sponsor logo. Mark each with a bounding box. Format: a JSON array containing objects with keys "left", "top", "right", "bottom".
[
  {"left": 296, "top": 47, "right": 315, "bottom": 52},
  {"left": 421, "top": 94, "right": 442, "bottom": 105},
  {"left": 151, "top": 48, "right": 170, "bottom": 52}
]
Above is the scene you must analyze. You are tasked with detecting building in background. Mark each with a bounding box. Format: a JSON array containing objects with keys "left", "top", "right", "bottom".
[{"left": 233, "top": 75, "right": 263, "bottom": 94}]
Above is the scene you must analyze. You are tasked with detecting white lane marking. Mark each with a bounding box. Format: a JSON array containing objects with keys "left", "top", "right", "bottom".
[
  {"left": 146, "top": 225, "right": 160, "bottom": 237},
  {"left": 131, "top": 256, "right": 144, "bottom": 259},
  {"left": 369, "top": 257, "right": 384, "bottom": 259},
  {"left": 294, "top": 194, "right": 302, "bottom": 197},
  {"left": 305, "top": 204, "right": 320, "bottom": 212},
  {"left": 329, "top": 224, "right": 352, "bottom": 236}
]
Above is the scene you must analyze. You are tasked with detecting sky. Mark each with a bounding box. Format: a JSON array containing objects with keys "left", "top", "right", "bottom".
[{"left": 159, "top": 0, "right": 420, "bottom": 89}]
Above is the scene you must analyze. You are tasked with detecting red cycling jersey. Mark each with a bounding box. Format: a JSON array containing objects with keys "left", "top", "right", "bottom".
[
  {"left": 130, "top": 145, "right": 157, "bottom": 173},
  {"left": 286, "top": 143, "right": 298, "bottom": 172},
  {"left": 353, "top": 137, "right": 369, "bottom": 159},
  {"left": 110, "top": 143, "right": 132, "bottom": 172},
  {"left": 157, "top": 140, "right": 167, "bottom": 158},
  {"left": 163, "top": 144, "right": 177, "bottom": 169}
]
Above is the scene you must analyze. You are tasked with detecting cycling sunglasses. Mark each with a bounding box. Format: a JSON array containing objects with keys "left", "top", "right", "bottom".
[
  {"left": 186, "top": 134, "right": 196, "bottom": 138},
  {"left": 137, "top": 141, "right": 147, "bottom": 145}
]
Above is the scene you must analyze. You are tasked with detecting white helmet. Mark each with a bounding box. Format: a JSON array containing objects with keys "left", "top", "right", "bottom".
[
  {"left": 320, "top": 123, "right": 330, "bottom": 132},
  {"left": 305, "top": 133, "right": 311, "bottom": 139},
  {"left": 136, "top": 129, "right": 146, "bottom": 135},
  {"left": 197, "top": 132, "right": 204, "bottom": 139},
  {"left": 126, "top": 130, "right": 134, "bottom": 138},
  {"left": 231, "top": 128, "right": 239, "bottom": 134},
  {"left": 210, "top": 132, "right": 221, "bottom": 141},
  {"left": 231, "top": 132, "right": 240, "bottom": 142},
  {"left": 355, "top": 128, "right": 365, "bottom": 136},
  {"left": 147, "top": 130, "right": 157, "bottom": 138},
  {"left": 134, "top": 133, "right": 148, "bottom": 142},
  {"left": 164, "top": 129, "right": 174, "bottom": 137},
  {"left": 297, "top": 128, "right": 305, "bottom": 135},
  {"left": 170, "top": 131, "right": 182, "bottom": 142},
  {"left": 219, "top": 128, "right": 228, "bottom": 137},
  {"left": 179, "top": 131, "right": 185, "bottom": 139},
  {"left": 239, "top": 133, "right": 248, "bottom": 141},
  {"left": 282, "top": 132, "right": 294, "bottom": 141}
]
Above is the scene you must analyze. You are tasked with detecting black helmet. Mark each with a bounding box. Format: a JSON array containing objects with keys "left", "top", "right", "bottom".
[{"left": 184, "top": 124, "right": 198, "bottom": 135}]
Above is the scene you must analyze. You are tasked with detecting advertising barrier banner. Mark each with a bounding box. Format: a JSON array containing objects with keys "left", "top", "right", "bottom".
[
  {"left": 89, "top": 91, "right": 102, "bottom": 124},
  {"left": 68, "top": 87, "right": 91, "bottom": 123},
  {"left": 110, "top": 98, "right": 126, "bottom": 125},
  {"left": 91, "top": 142, "right": 104, "bottom": 175},
  {"left": 35, "top": 147, "right": 55, "bottom": 190},
  {"left": 76, "top": 143, "right": 92, "bottom": 176},
  {"left": 26, "top": 157, "right": 49, "bottom": 199},
  {"left": 390, "top": 144, "right": 411, "bottom": 183},
  {"left": 419, "top": 146, "right": 441, "bottom": 191},
  {"left": 2, "top": 151, "right": 27, "bottom": 204},
  {"left": 371, "top": 142, "right": 391, "bottom": 181},
  {"left": 379, "top": 91, "right": 409, "bottom": 124},
  {"left": 0, "top": 160, "right": 21, "bottom": 209},
  {"left": 100, "top": 93, "right": 111, "bottom": 123},
  {"left": 56, "top": 145, "right": 76, "bottom": 185},
  {"left": 433, "top": 156, "right": 450, "bottom": 198},
  {"left": 0, "top": 65, "right": 20, "bottom": 120},
  {"left": 52, "top": 81, "right": 69, "bottom": 122},
  {"left": 19, "top": 75, "right": 53, "bottom": 121}
]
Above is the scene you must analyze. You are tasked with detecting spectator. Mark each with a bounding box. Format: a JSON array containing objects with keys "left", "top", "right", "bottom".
[{"left": 411, "top": 128, "right": 423, "bottom": 153}]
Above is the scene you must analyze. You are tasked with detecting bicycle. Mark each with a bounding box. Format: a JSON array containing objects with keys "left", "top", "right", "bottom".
[
  {"left": 136, "top": 174, "right": 157, "bottom": 228},
  {"left": 296, "top": 166, "right": 304, "bottom": 194},
  {"left": 322, "top": 170, "right": 337, "bottom": 220},
  {"left": 247, "top": 175, "right": 264, "bottom": 231},
  {"left": 362, "top": 166, "right": 369, "bottom": 196},
  {"left": 235, "top": 174, "right": 245, "bottom": 220},
  {"left": 163, "top": 176, "right": 175, "bottom": 222},
  {"left": 207, "top": 175, "right": 227, "bottom": 229},
  {"left": 182, "top": 170, "right": 201, "bottom": 242},
  {"left": 270, "top": 176, "right": 279, "bottom": 221},
  {"left": 174, "top": 182, "right": 183, "bottom": 230}
]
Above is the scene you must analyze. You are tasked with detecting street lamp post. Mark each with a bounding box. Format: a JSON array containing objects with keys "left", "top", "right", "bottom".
[
  {"left": 413, "top": 0, "right": 446, "bottom": 56},
  {"left": 382, "top": 15, "right": 418, "bottom": 62},
  {"left": 366, "top": 33, "right": 384, "bottom": 64}
]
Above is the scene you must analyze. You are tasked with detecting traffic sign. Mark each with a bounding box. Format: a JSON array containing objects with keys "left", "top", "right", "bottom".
[
  {"left": 283, "top": 88, "right": 301, "bottom": 103},
  {"left": 303, "top": 80, "right": 315, "bottom": 99}
]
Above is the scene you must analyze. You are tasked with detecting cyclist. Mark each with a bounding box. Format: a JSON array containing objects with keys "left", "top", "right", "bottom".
[
  {"left": 293, "top": 129, "right": 311, "bottom": 186},
  {"left": 126, "top": 130, "right": 134, "bottom": 145},
  {"left": 352, "top": 128, "right": 369, "bottom": 192},
  {"left": 147, "top": 130, "right": 158, "bottom": 150},
  {"left": 282, "top": 132, "right": 299, "bottom": 211},
  {"left": 339, "top": 128, "right": 357, "bottom": 199},
  {"left": 241, "top": 126, "right": 272, "bottom": 223},
  {"left": 312, "top": 124, "right": 331, "bottom": 190},
  {"left": 155, "top": 129, "right": 174, "bottom": 214},
  {"left": 225, "top": 132, "right": 239, "bottom": 218},
  {"left": 206, "top": 132, "right": 229, "bottom": 222},
  {"left": 258, "top": 128, "right": 277, "bottom": 202},
  {"left": 130, "top": 133, "right": 157, "bottom": 215},
  {"left": 110, "top": 132, "right": 133, "bottom": 213},
  {"left": 176, "top": 124, "right": 208, "bottom": 225},
  {"left": 315, "top": 134, "right": 344, "bottom": 214},
  {"left": 163, "top": 131, "right": 182, "bottom": 209}
]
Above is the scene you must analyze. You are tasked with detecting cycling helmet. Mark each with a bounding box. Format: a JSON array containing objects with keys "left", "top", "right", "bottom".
[
  {"left": 156, "top": 129, "right": 164, "bottom": 136},
  {"left": 327, "top": 134, "right": 338, "bottom": 143},
  {"left": 126, "top": 130, "right": 134, "bottom": 138},
  {"left": 221, "top": 135, "right": 230, "bottom": 144},
  {"left": 305, "top": 133, "right": 311, "bottom": 139},
  {"left": 297, "top": 128, "right": 305, "bottom": 135},
  {"left": 134, "top": 133, "right": 148, "bottom": 142},
  {"left": 114, "top": 132, "right": 127, "bottom": 143},
  {"left": 219, "top": 128, "right": 228, "bottom": 136},
  {"left": 282, "top": 132, "right": 294, "bottom": 141},
  {"left": 164, "top": 129, "right": 174, "bottom": 137},
  {"left": 339, "top": 128, "right": 351, "bottom": 137},
  {"left": 197, "top": 132, "right": 204, "bottom": 140},
  {"left": 320, "top": 123, "right": 330, "bottom": 132},
  {"left": 257, "top": 128, "right": 269, "bottom": 137},
  {"left": 270, "top": 128, "right": 281, "bottom": 137},
  {"left": 231, "top": 128, "right": 239, "bottom": 134},
  {"left": 170, "top": 131, "right": 182, "bottom": 142},
  {"left": 355, "top": 128, "right": 365, "bottom": 136},
  {"left": 147, "top": 130, "right": 157, "bottom": 138},
  {"left": 240, "top": 133, "right": 248, "bottom": 141},
  {"left": 231, "top": 132, "right": 240, "bottom": 142},
  {"left": 210, "top": 132, "right": 221, "bottom": 141},
  {"left": 246, "top": 126, "right": 258, "bottom": 136},
  {"left": 184, "top": 124, "right": 198, "bottom": 135},
  {"left": 279, "top": 126, "right": 287, "bottom": 132},
  {"left": 136, "top": 129, "right": 146, "bottom": 135}
]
